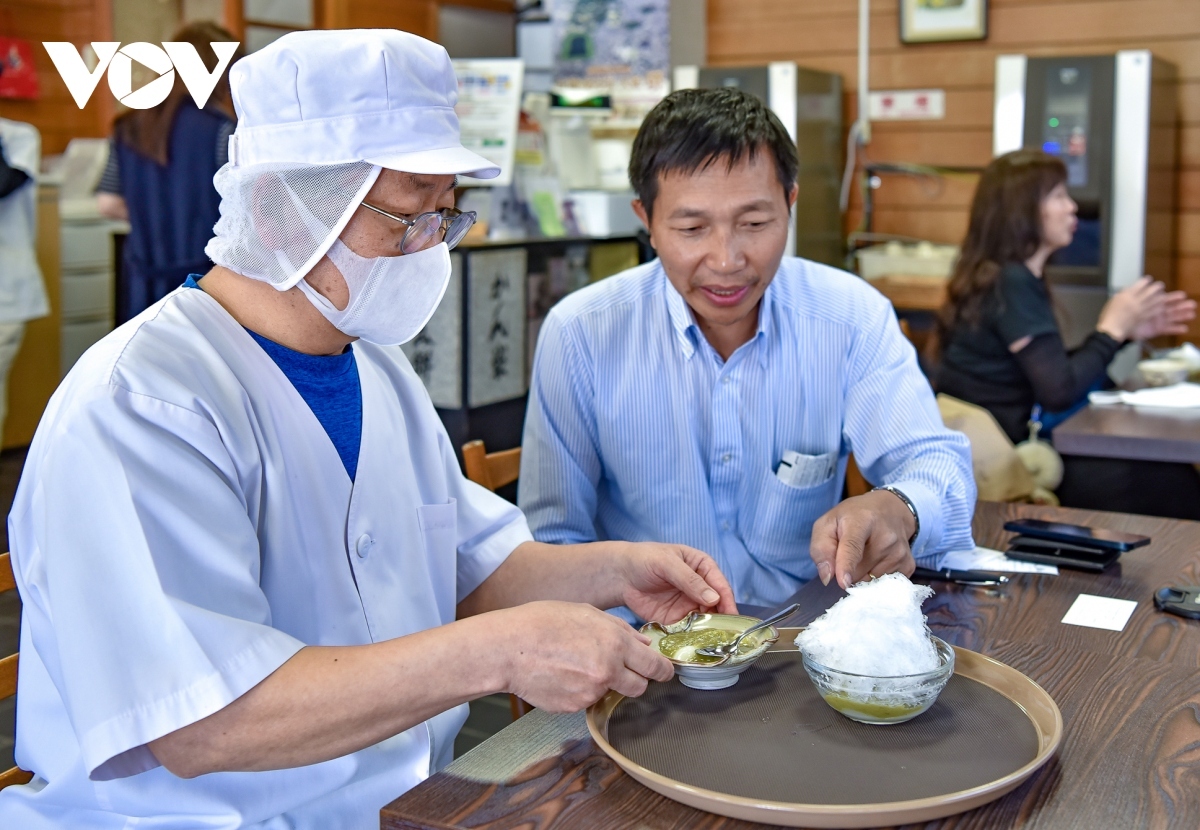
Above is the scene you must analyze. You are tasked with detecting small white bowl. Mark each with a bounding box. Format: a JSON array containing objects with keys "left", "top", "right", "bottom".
[
  {"left": 1138, "top": 358, "right": 1190, "bottom": 387},
  {"left": 641, "top": 613, "right": 778, "bottom": 691}
]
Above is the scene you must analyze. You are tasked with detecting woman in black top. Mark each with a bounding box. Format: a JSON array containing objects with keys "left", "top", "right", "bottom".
[{"left": 936, "top": 150, "right": 1199, "bottom": 518}]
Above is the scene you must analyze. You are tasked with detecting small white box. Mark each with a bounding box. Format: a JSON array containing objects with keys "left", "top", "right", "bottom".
[
  {"left": 567, "top": 190, "right": 640, "bottom": 237},
  {"left": 868, "top": 89, "right": 946, "bottom": 121},
  {"left": 516, "top": 21, "right": 553, "bottom": 70},
  {"left": 856, "top": 241, "right": 958, "bottom": 281}
]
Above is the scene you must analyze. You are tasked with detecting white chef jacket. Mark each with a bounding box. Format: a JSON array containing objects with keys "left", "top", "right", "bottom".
[
  {"left": 0, "top": 118, "right": 50, "bottom": 324},
  {"left": 0, "top": 286, "right": 532, "bottom": 828}
]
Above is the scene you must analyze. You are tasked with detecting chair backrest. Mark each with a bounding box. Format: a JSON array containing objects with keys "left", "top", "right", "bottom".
[
  {"left": 844, "top": 455, "right": 872, "bottom": 498},
  {"left": 0, "top": 553, "right": 32, "bottom": 790},
  {"left": 462, "top": 440, "right": 521, "bottom": 492}
]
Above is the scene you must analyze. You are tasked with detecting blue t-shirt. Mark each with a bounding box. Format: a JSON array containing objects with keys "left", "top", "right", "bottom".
[{"left": 183, "top": 276, "right": 362, "bottom": 480}]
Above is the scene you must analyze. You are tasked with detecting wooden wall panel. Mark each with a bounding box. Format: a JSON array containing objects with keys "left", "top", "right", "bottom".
[
  {"left": 318, "top": 0, "right": 438, "bottom": 40},
  {"left": 1180, "top": 170, "right": 1200, "bottom": 213},
  {"left": 1178, "top": 256, "right": 1200, "bottom": 301},
  {"left": 710, "top": 0, "right": 1200, "bottom": 318},
  {"left": 712, "top": 1, "right": 1200, "bottom": 64},
  {"left": 0, "top": 0, "right": 114, "bottom": 155}
]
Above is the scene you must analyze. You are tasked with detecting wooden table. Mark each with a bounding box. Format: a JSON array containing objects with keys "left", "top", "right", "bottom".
[
  {"left": 865, "top": 274, "right": 948, "bottom": 312},
  {"left": 1053, "top": 403, "right": 1200, "bottom": 464},
  {"left": 382, "top": 502, "right": 1200, "bottom": 829}
]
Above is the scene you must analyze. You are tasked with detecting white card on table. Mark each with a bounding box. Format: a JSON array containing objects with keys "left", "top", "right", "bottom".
[{"left": 1061, "top": 594, "right": 1137, "bottom": 632}]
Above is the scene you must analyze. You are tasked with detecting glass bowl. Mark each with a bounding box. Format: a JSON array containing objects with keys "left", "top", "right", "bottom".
[
  {"left": 641, "top": 613, "right": 778, "bottom": 691},
  {"left": 801, "top": 636, "right": 955, "bottom": 725}
]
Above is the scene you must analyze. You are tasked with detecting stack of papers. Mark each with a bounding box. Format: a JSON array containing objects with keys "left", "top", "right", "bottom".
[
  {"left": 940, "top": 546, "right": 1059, "bottom": 575},
  {"left": 1088, "top": 383, "right": 1200, "bottom": 409}
]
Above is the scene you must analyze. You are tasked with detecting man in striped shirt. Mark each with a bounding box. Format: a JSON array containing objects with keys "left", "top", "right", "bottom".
[{"left": 519, "top": 88, "right": 976, "bottom": 615}]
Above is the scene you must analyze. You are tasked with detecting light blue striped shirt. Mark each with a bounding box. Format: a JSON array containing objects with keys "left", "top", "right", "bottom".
[{"left": 519, "top": 257, "right": 976, "bottom": 610}]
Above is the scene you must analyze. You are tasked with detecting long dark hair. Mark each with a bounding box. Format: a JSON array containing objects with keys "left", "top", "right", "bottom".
[
  {"left": 935, "top": 150, "right": 1067, "bottom": 344},
  {"left": 112, "top": 21, "right": 243, "bottom": 166}
]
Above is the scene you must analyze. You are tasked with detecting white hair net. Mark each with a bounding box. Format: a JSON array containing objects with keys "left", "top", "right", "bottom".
[{"left": 205, "top": 161, "right": 381, "bottom": 290}]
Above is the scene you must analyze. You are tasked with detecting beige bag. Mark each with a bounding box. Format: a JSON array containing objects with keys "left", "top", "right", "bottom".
[{"left": 936, "top": 394, "right": 1035, "bottom": 503}]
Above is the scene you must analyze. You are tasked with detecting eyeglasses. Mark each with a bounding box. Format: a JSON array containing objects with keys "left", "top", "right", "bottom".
[{"left": 359, "top": 202, "right": 477, "bottom": 254}]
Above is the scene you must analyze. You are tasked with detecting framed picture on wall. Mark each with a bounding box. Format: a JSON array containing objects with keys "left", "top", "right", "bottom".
[{"left": 900, "top": 0, "right": 988, "bottom": 44}]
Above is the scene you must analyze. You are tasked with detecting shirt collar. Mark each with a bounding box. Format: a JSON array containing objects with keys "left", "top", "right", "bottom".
[
  {"left": 661, "top": 264, "right": 776, "bottom": 369},
  {"left": 663, "top": 267, "right": 699, "bottom": 360}
]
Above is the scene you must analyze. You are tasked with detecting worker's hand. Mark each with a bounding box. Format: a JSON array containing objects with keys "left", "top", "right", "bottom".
[
  {"left": 1099, "top": 276, "right": 1197, "bottom": 342},
  {"left": 614, "top": 542, "right": 738, "bottom": 625},
  {"left": 809, "top": 490, "right": 916, "bottom": 590},
  {"left": 498, "top": 601, "right": 674, "bottom": 712}
]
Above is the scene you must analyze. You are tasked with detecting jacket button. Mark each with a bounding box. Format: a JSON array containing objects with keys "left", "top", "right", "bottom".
[{"left": 356, "top": 534, "right": 374, "bottom": 559}]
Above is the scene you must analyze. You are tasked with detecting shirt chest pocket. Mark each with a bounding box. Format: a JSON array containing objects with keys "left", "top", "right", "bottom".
[
  {"left": 417, "top": 499, "right": 458, "bottom": 565},
  {"left": 744, "top": 470, "right": 841, "bottom": 560}
]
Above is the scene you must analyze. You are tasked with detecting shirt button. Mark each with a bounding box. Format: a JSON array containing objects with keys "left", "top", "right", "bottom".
[
  {"left": 722, "top": 453, "right": 732, "bottom": 462},
  {"left": 355, "top": 534, "right": 374, "bottom": 559},
  {"left": 722, "top": 376, "right": 731, "bottom": 384},
  {"left": 722, "top": 521, "right": 731, "bottom": 530}
]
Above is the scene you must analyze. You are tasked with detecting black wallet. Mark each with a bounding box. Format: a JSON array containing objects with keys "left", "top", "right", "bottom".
[{"left": 1005, "top": 535, "right": 1121, "bottom": 573}]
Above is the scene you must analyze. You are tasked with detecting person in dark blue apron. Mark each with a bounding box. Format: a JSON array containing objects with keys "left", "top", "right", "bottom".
[{"left": 97, "top": 22, "right": 243, "bottom": 324}]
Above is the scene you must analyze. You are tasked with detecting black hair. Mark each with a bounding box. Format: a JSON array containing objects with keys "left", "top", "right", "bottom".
[{"left": 628, "top": 87, "right": 798, "bottom": 219}]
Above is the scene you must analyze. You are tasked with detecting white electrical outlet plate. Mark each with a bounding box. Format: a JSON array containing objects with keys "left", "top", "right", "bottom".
[{"left": 868, "top": 89, "right": 945, "bottom": 120}]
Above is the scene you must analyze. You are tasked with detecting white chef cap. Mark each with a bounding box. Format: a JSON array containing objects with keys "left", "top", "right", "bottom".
[{"left": 205, "top": 29, "right": 499, "bottom": 290}]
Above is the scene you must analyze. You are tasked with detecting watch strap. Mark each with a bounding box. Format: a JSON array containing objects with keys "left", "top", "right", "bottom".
[{"left": 872, "top": 485, "right": 919, "bottom": 548}]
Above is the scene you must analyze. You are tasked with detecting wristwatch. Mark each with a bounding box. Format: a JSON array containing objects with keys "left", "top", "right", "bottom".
[{"left": 872, "top": 485, "right": 920, "bottom": 548}]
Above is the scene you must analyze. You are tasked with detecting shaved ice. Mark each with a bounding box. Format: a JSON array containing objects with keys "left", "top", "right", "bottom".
[{"left": 795, "top": 573, "right": 938, "bottom": 676}]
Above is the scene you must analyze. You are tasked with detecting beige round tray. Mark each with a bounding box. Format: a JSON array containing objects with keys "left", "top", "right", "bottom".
[{"left": 586, "top": 628, "right": 1063, "bottom": 829}]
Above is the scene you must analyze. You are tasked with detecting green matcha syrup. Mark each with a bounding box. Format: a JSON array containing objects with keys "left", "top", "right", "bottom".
[
  {"left": 658, "top": 628, "right": 757, "bottom": 664},
  {"left": 821, "top": 692, "right": 925, "bottom": 721}
]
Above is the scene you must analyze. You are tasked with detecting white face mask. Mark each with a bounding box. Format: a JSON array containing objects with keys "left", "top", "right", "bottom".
[{"left": 297, "top": 238, "right": 452, "bottom": 346}]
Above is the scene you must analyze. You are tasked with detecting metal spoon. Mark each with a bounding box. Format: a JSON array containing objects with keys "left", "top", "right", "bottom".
[{"left": 695, "top": 603, "right": 802, "bottom": 659}]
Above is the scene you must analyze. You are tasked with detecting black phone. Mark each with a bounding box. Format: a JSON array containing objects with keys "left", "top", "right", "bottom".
[
  {"left": 1002, "top": 518, "right": 1150, "bottom": 552},
  {"left": 1006, "top": 536, "right": 1121, "bottom": 572}
]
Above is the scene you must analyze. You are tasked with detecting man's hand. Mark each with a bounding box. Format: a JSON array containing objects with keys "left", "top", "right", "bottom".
[
  {"left": 809, "top": 490, "right": 916, "bottom": 589},
  {"left": 498, "top": 601, "right": 675, "bottom": 712},
  {"left": 615, "top": 542, "right": 739, "bottom": 624}
]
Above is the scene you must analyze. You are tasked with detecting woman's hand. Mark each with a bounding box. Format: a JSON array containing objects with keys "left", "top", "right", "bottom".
[{"left": 1098, "top": 276, "right": 1197, "bottom": 342}]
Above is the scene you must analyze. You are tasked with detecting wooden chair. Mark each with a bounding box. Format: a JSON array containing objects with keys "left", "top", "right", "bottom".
[
  {"left": 844, "top": 456, "right": 872, "bottom": 498},
  {"left": 0, "top": 553, "right": 32, "bottom": 790},
  {"left": 461, "top": 440, "right": 521, "bottom": 493},
  {"left": 460, "top": 440, "right": 533, "bottom": 720}
]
